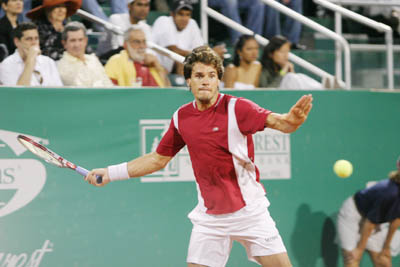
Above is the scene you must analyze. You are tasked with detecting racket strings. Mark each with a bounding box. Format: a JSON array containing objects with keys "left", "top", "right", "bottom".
[{"left": 19, "top": 139, "right": 63, "bottom": 167}]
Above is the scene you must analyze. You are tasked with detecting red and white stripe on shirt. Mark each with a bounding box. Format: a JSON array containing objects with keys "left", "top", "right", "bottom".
[{"left": 156, "top": 94, "right": 272, "bottom": 215}]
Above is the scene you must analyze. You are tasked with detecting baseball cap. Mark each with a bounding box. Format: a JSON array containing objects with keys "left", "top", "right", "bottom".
[
  {"left": 172, "top": 0, "right": 193, "bottom": 12},
  {"left": 127, "top": 0, "right": 151, "bottom": 5}
]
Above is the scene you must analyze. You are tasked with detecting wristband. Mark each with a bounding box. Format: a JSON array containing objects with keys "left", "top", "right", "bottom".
[{"left": 107, "top": 162, "right": 130, "bottom": 181}]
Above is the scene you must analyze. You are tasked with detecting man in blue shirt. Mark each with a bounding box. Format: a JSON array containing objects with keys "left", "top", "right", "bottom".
[{"left": 337, "top": 156, "right": 400, "bottom": 267}]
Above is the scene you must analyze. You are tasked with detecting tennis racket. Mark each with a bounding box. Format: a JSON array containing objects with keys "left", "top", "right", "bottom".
[{"left": 17, "top": 135, "right": 102, "bottom": 184}]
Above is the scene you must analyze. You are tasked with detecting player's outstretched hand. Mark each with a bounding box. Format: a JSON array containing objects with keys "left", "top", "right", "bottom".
[
  {"left": 284, "top": 94, "right": 313, "bottom": 129},
  {"left": 266, "top": 94, "right": 313, "bottom": 133},
  {"left": 85, "top": 168, "right": 110, "bottom": 187}
]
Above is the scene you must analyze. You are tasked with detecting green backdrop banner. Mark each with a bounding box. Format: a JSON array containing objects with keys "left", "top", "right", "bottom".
[{"left": 0, "top": 88, "right": 399, "bottom": 267}]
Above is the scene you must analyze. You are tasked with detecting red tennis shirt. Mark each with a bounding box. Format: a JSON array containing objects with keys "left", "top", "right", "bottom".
[{"left": 156, "top": 93, "right": 272, "bottom": 214}]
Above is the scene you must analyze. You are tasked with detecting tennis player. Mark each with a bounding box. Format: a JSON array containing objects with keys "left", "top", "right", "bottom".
[{"left": 85, "top": 45, "right": 313, "bottom": 267}]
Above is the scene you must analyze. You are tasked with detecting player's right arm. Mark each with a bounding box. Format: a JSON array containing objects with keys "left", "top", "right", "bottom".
[{"left": 85, "top": 152, "right": 173, "bottom": 186}]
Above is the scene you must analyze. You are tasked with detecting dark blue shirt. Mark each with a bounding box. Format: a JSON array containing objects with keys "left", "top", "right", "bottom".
[{"left": 354, "top": 179, "right": 400, "bottom": 224}]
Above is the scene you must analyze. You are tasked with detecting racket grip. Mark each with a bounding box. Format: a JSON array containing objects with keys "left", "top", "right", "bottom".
[{"left": 76, "top": 166, "right": 103, "bottom": 184}]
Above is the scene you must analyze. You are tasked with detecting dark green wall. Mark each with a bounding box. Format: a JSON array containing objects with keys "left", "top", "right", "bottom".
[{"left": 0, "top": 88, "right": 399, "bottom": 266}]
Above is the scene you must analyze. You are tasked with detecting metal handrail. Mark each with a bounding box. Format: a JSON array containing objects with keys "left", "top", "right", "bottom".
[
  {"left": 75, "top": 9, "right": 185, "bottom": 63},
  {"left": 200, "top": 0, "right": 208, "bottom": 44},
  {"left": 260, "top": 0, "right": 352, "bottom": 89},
  {"left": 314, "top": 0, "right": 394, "bottom": 89},
  {"left": 350, "top": 44, "right": 400, "bottom": 52},
  {"left": 203, "top": 6, "right": 341, "bottom": 88},
  {"left": 328, "top": 0, "right": 400, "bottom": 6}
]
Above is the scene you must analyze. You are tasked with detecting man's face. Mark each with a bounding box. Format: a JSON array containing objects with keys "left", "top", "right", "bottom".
[
  {"left": 125, "top": 30, "right": 147, "bottom": 62},
  {"left": 1, "top": 0, "right": 23, "bottom": 15},
  {"left": 187, "top": 62, "right": 220, "bottom": 105},
  {"left": 129, "top": 0, "right": 150, "bottom": 22},
  {"left": 172, "top": 9, "right": 192, "bottom": 31},
  {"left": 15, "top": 29, "right": 40, "bottom": 56},
  {"left": 63, "top": 29, "right": 88, "bottom": 59}
]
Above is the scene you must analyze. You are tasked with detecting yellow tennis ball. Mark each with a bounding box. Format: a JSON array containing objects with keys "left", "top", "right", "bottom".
[{"left": 333, "top": 159, "right": 353, "bottom": 178}]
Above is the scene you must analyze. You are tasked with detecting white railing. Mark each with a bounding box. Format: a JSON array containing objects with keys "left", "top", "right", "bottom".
[
  {"left": 75, "top": 9, "right": 185, "bottom": 63},
  {"left": 314, "top": 0, "right": 394, "bottom": 89},
  {"left": 260, "top": 0, "right": 351, "bottom": 89},
  {"left": 329, "top": 0, "right": 400, "bottom": 6},
  {"left": 201, "top": 2, "right": 346, "bottom": 88}
]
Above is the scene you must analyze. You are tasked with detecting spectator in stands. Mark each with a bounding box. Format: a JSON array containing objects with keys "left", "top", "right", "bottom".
[
  {"left": 97, "top": 0, "right": 152, "bottom": 58},
  {"left": 259, "top": 35, "right": 324, "bottom": 89},
  {"left": 208, "top": 0, "right": 265, "bottom": 45},
  {"left": 0, "top": 0, "right": 31, "bottom": 22},
  {"left": 361, "top": 6, "right": 400, "bottom": 40},
  {"left": 223, "top": 34, "right": 261, "bottom": 89},
  {"left": 26, "top": 0, "right": 82, "bottom": 61},
  {"left": 337, "top": 156, "right": 400, "bottom": 267},
  {"left": 152, "top": 0, "right": 225, "bottom": 75},
  {"left": 0, "top": 22, "right": 63, "bottom": 86},
  {"left": 58, "top": 21, "right": 113, "bottom": 87},
  {"left": 81, "top": 0, "right": 128, "bottom": 27},
  {"left": 0, "top": 0, "right": 23, "bottom": 62},
  {"left": 264, "top": 0, "right": 305, "bottom": 50},
  {"left": 105, "top": 26, "right": 169, "bottom": 87},
  {"left": 152, "top": 0, "right": 202, "bottom": 75}
]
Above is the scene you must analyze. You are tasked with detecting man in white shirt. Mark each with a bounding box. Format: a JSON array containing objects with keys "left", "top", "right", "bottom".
[
  {"left": 151, "top": 0, "right": 203, "bottom": 74},
  {"left": 57, "top": 21, "right": 113, "bottom": 87},
  {"left": 0, "top": 22, "right": 62, "bottom": 86},
  {"left": 97, "top": 0, "right": 152, "bottom": 56}
]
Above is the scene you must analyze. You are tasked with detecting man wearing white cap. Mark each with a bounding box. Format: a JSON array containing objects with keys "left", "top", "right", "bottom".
[
  {"left": 151, "top": 0, "right": 203, "bottom": 75},
  {"left": 97, "top": 0, "right": 152, "bottom": 56}
]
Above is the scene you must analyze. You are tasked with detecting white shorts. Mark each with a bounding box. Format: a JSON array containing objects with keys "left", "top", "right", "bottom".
[
  {"left": 186, "top": 198, "right": 287, "bottom": 267},
  {"left": 337, "top": 196, "right": 400, "bottom": 256}
]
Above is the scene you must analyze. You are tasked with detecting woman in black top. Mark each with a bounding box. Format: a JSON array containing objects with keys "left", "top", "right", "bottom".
[
  {"left": 0, "top": 0, "right": 23, "bottom": 61},
  {"left": 25, "top": 0, "right": 81, "bottom": 61}
]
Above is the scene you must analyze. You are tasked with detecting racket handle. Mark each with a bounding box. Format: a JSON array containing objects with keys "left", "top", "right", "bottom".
[{"left": 76, "top": 166, "right": 103, "bottom": 184}]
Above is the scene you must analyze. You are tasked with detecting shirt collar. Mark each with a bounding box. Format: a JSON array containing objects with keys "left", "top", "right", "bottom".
[
  {"left": 13, "top": 50, "right": 24, "bottom": 64},
  {"left": 192, "top": 93, "right": 224, "bottom": 110},
  {"left": 63, "top": 51, "right": 87, "bottom": 62}
]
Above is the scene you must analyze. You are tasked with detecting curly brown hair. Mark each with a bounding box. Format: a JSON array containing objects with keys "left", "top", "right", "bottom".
[
  {"left": 183, "top": 45, "right": 224, "bottom": 80},
  {"left": 389, "top": 170, "right": 400, "bottom": 184}
]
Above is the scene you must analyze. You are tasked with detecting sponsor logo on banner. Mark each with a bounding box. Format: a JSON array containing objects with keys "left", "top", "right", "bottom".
[
  {"left": 139, "top": 120, "right": 291, "bottom": 182},
  {"left": 0, "top": 130, "right": 48, "bottom": 217},
  {"left": 0, "top": 240, "right": 53, "bottom": 267}
]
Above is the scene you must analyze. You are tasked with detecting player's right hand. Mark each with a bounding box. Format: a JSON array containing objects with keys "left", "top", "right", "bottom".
[{"left": 85, "top": 168, "right": 110, "bottom": 187}]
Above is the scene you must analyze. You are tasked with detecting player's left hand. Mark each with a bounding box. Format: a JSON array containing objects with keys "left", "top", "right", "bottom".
[{"left": 285, "top": 94, "right": 313, "bottom": 127}]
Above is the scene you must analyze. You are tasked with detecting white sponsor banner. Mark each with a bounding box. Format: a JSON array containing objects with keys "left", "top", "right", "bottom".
[
  {"left": 0, "top": 130, "right": 48, "bottom": 217},
  {"left": 139, "top": 120, "right": 291, "bottom": 182}
]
